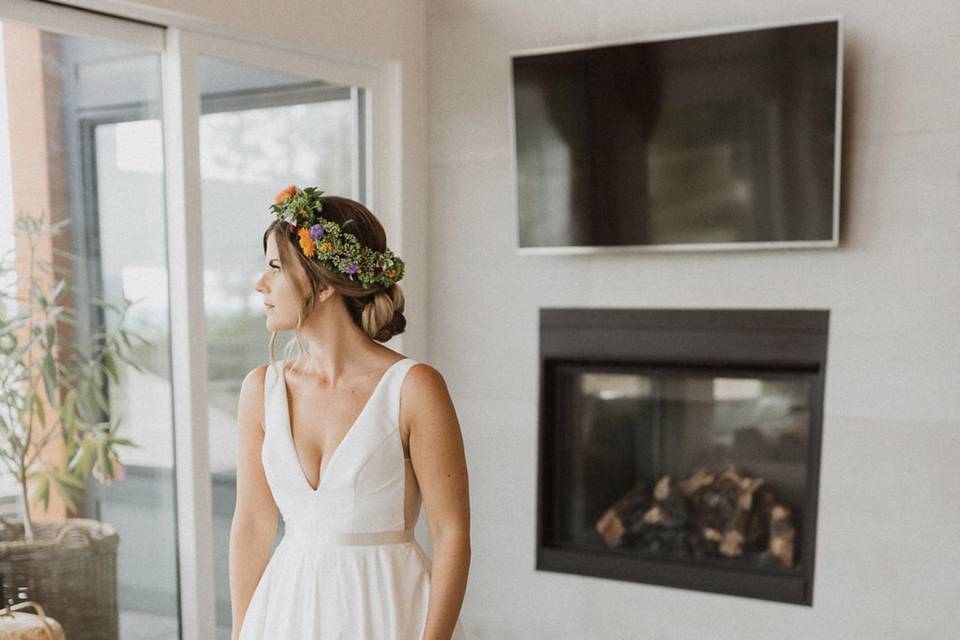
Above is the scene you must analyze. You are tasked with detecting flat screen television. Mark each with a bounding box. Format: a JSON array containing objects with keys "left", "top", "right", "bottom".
[{"left": 509, "top": 16, "right": 843, "bottom": 252}]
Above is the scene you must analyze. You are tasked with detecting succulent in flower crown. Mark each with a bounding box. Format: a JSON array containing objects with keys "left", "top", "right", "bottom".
[{"left": 269, "top": 185, "right": 405, "bottom": 290}]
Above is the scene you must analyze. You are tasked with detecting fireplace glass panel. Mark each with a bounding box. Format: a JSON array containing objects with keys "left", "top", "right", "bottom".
[{"left": 553, "top": 365, "right": 811, "bottom": 574}]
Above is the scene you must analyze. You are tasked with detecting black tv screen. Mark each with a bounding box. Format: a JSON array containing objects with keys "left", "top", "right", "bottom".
[{"left": 510, "top": 17, "right": 842, "bottom": 251}]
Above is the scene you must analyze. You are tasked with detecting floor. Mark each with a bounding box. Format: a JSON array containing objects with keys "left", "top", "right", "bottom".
[{"left": 119, "top": 610, "right": 231, "bottom": 640}]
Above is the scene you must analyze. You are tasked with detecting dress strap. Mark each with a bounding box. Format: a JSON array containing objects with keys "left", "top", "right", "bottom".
[
  {"left": 387, "top": 358, "right": 420, "bottom": 426},
  {"left": 262, "top": 359, "right": 285, "bottom": 433}
]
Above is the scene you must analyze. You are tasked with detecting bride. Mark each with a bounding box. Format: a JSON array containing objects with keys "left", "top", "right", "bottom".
[{"left": 230, "top": 186, "right": 470, "bottom": 639}]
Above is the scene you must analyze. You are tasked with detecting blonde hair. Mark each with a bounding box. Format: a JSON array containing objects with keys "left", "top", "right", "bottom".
[{"left": 262, "top": 196, "right": 406, "bottom": 373}]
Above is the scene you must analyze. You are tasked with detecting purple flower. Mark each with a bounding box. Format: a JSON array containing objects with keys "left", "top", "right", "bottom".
[
  {"left": 309, "top": 223, "right": 324, "bottom": 240},
  {"left": 345, "top": 263, "right": 360, "bottom": 274}
]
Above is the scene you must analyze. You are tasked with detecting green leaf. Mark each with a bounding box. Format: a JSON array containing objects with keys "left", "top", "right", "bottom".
[
  {"left": 97, "top": 440, "right": 113, "bottom": 479},
  {"left": 32, "top": 473, "right": 50, "bottom": 511},
  {"left": 102, "top": 351, "right": 119, "bottom": 384},
  {"left": 81, "top": 377, "right": 105, "bottom": 417},
  {"left": 92, "top": 383, "right": 109, "bottom": 414},
  {"left": 115, "top": 350, "right": 145, "bottom": 374},
  {"left": 32, "top": 390, "right": 45, "bottom": 427},
  {"left": 53, "top": 308, "right": 79, "bottom": 327},
  {"left": 49, "top": 278, "right": 66, "bottom": 303},
  {"left": 79, "top": 377, "right": 92, "bottom": 412},
  {"left": 63, "top": 388, "right": 78, "bottom": 431},
  {"left": 91, "top": 297, "right": 121, "bottom": 313},
  {"left": 100, "top": 457, "right": 114, "bottom": 483},
  {"left": 50, "top": 474, "right": 80, "bottom": 513},
  {"left": 58, "top": 441, "right": 73, "bottom": 468},
  {"left": 42, "top": 350, "right": 57, "bottom": 403},
  {"left": 74, "top": 437, "right": 97, "bottom": 477},
  {"left": 54, "top": 468, "right": 86, "bottom": 489}
]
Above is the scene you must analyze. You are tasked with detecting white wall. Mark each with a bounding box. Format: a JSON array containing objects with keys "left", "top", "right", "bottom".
[{"left": 426, "top": 2, "right": 960, "bottom": 638}]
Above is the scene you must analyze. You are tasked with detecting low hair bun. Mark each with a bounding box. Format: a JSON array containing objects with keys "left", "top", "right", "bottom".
[{"left": 361, "top": 284, "right": 406, "bottom": 342}]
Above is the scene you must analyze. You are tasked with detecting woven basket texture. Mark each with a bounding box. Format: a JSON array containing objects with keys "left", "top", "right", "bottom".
[{"left": 0, "top": 517, "right": 118, "bottom": 640}]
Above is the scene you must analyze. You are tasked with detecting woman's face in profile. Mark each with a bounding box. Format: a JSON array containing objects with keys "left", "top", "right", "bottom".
[{"left": 255, "top": 231, "right": 302, "bottom": 332}]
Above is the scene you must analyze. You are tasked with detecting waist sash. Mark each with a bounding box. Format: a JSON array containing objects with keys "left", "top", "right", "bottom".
[{"left": 284, "top": 526, "right": 415, "bottom": 546}]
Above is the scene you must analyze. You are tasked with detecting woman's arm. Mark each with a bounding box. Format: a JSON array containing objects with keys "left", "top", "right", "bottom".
[
  {"left": 404, "top": 364, "right": 471, "bottom": 640},
  {"left": 229, "top": 365, "right": 280, "bottom": 640}
]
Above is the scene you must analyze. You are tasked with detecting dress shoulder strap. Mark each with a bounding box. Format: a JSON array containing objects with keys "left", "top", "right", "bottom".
[
  {"left": 385, "top": 358, "right": 419, "bottom": 427},
  {"left": 262, "top": 358, "right": 286, "bottom": 433}
]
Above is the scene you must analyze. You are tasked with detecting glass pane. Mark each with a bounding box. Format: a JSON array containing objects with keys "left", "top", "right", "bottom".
[
  {"left": 557, "top": 366, "right": 811, "bottom": 573},
  {"left": 197, "top": 55, "right": 363, "bottom": 637},
  {"left": 0, "top": 22, "right": 178, "bottom": 639}
]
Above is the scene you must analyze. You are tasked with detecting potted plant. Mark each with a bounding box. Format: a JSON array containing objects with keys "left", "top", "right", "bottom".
[{"left": 0, "top": 210, "right": 150, "bottom": 640}]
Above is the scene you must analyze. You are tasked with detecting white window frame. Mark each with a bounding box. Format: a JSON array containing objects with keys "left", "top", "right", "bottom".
[{"left": 0, "top": 3, "right": 402, "bottom": 638}]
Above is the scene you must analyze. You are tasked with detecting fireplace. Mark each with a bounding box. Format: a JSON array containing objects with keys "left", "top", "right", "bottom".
[{"left": 536, "top": 308, "right": 828, "bottom": 605}]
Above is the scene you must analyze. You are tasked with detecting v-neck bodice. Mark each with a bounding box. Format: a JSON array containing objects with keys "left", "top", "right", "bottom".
[
  {"left": 277, "top": 357, "right": 411, "bottom": 494},
  {"left": 261, "top": 357, "right": 422, "bottom": 535}
]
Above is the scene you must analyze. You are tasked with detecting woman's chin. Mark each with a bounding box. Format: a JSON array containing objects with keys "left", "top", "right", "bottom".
[{"left": 265, "top": 316, "right": 290, "bottom": 331}]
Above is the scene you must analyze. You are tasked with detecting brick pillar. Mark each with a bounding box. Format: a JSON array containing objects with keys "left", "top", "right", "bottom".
[{"left": 3, "top": 22, "right": 74, "bottom": 520}]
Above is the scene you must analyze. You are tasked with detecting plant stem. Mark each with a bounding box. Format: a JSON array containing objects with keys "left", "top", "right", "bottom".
[{"left": 18, "top": 223, "right": 38, "bottom": 538}]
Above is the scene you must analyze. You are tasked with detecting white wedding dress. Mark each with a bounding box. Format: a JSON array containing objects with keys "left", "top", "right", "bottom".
[{"left": 238, "top": 357, "right": 467, "bottom": 639}]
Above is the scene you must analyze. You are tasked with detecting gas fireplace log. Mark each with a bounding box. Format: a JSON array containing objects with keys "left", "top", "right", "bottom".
[
  {"left": 595, "top": 483, "right": 652, "bottom": 546},
  {"left": 594, "top": 464, "right": 797, "bottom": 568},
  {"left": 769, "top": 504, "right": 796, "bottom": 568}
]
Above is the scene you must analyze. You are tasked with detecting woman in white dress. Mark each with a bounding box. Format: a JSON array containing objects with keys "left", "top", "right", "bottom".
[{"left": 229, "top": 186, "right": 470, "bottom": 639}]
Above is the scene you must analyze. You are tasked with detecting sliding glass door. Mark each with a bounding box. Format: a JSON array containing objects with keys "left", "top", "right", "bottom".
[
  {"left": 196, "top": 54, "right": 365, "bottom": 634},
  {"left": 0, "top": 9, "right": 179, "bottom": 639}
]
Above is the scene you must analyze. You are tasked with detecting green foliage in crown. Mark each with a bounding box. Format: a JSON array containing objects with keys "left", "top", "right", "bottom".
[{"left": 269, "top": 185, "right": 404, "bottom": 290}]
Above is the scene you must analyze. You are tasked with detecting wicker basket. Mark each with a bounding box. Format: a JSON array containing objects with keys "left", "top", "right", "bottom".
[
  {"left": 0, "top": 601, "right": 65, "bottom": 640},
  {"left": 0, "top": 517, "right": 118, "bottom": 640}
]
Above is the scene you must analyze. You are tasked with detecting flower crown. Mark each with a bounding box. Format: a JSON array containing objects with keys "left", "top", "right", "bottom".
[{"left": 269, "top": 185, "right": 404, "bottom": 290}]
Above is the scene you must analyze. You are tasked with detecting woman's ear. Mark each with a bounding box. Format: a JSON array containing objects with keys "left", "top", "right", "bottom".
[{"left": 316, "top": 283, "right": 335, "bottom": 304}]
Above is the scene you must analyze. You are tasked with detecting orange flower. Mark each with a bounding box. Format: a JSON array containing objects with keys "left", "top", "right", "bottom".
[
  {"left": 275, "top": 184, "right": 297, "bottom": 205},
  {"left": 318, "top": 241, "right": 333, "bottom": 252},
  {"left": 297, "top": 227, "right": 316, "bottom": 257}
]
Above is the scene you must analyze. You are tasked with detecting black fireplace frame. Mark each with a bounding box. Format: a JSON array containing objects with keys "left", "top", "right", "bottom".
[{"left": 536, "top": 308, "right": 829, "bottom": 605}]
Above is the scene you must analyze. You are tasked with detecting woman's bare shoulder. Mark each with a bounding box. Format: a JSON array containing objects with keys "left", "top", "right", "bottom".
[
  {"left": 240, "top": 363, "right": 270, "bottom": 395},
  {"left": 401, "top": 362, "right": 454, "bottom": 417},
  {"left": 405, "top": 361, "right": 445, "bottom": 387},
  {"left": 237, "top": 363, "right": 271, "bottom": 433}
]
